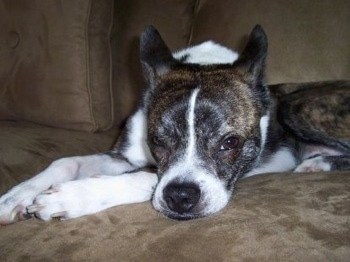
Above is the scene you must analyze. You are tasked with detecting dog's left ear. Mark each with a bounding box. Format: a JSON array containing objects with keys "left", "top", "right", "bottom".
[
  {"left": 140, "top": 26, "right": 177, "bottom": 87},
  {"left": 233, "top": 25, "right": 268, "bottom": 85}
]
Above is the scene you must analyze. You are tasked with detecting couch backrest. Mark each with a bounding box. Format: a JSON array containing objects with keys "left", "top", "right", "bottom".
[
  {"left": 113, "top": 0, "right": 350, "bottom": 127},
  {"left": 111, "top": 0, "right": 197, "bottom": 125},
  {"left": 1, "top": 0, "right": 349, "bottom": 132},
  {"left": 0, "top": 0, "right": 115, "bottom": 132},
  {"left": 190, "top": 0, "right": 350, "bottom": 84}
]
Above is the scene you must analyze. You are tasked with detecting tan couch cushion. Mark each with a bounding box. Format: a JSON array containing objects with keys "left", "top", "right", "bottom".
[
  {"left": 0, "top": 121, "right": 117, "bottom": 190},
  {"left": 191, "top": 0, "right": 350, "bottom": 84},
  {"left": 1, "top": 171, "right": 349, "bottom": 261},
  {"left": 0, "top": 0, "right": 114, "bottom": 132}
]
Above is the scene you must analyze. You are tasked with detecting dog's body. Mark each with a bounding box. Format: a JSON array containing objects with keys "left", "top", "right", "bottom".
[{"left": 1, "top": 26, "right": 349, "bottom": 224}]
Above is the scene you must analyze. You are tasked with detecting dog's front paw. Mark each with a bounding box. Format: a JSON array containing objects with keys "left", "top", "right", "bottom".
[
  {"left": 0, "top": 184, "right": 38, "bottom": 224},
  {"left": 27, "top": 182, "right": 87, "bottom": 221},
  {"left": 294, "top": 156, "right": 331, "bottom": 173},
  {"left": 27, "top": 173, "right": 158, "bottom": 221}
]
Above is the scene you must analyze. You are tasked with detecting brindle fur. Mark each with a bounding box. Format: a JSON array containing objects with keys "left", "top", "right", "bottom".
[{"left": 274, "top": 81, "right": 350, "bottom": 152}]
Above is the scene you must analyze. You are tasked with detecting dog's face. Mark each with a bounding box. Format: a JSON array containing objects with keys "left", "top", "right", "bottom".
[{"left": 140, "top": 26, "right": 270, "bottom": 220}]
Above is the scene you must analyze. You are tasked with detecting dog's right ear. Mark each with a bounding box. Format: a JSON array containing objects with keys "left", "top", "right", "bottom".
[
  {"left": 140, "top": 26, "right": 177, "bottom": 87},
  {"left": 233, "top": 25, "right": 268, "bottom": 85}
]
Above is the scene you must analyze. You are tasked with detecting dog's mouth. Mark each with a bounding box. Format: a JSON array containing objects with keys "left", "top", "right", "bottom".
[
  {"left": 154, "top": 199, "right": 220, "bottom": 221},
  {"left": 154, "top": 200, "right": 209, "bottom": 221},
  {"left": 160, "top": 210, "right": 205, "bottom": 221}
]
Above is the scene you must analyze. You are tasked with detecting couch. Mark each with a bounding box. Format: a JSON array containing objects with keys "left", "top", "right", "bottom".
[{"left": 1, "top": 0, "right": 349, "bottom": 261}]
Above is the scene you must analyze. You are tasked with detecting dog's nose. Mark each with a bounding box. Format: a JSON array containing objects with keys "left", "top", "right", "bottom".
[{"left": 163, "top": 183, "right": 200, "bottom": 214}]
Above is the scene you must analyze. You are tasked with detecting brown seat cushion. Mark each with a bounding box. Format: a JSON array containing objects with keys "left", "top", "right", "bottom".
[
  {"left": 0, "top": 121, "right": 118, "bottom": 191},
  {"left": 1, "top": 171, "right": 349, "bottom": 261},
  {"left": 0, "top": 0, "right": 114, "bottom": 132}
]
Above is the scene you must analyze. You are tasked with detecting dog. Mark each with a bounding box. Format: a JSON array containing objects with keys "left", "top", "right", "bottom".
[{"left": 0, "top": 25, "right": 349, "bottom": 224}]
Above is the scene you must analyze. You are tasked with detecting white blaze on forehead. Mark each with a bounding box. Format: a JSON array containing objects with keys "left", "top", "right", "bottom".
[{"left": 186, "top": 88, "right": 200, "bottom": 161}]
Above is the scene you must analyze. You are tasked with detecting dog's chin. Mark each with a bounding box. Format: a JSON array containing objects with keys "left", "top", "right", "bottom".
[
  {"left": 153, "top": 194, "right": 231, "bottom": 221},
  {"left": 154, "top": 201, "right": 226, "bottom": 221},
  {"left": 160, "top": 210, "right": 207, "bottom": 221}
]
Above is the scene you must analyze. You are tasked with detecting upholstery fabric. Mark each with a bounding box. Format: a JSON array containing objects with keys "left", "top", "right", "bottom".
[
  {"left": 190, "top": 0, "right": 350, "bottom": 84},
  {"left": 0, "top": 121, "right": 117, "bottom": 191},
  {"left": 1, "top": 172, "right": 349, "bottom": 261},
  {"left": 0, "top": 0, "right": 114, "bottom": 132}
]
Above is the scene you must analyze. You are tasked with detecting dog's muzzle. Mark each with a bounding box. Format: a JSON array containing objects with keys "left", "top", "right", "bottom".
[
  {"left": 153, "top": 165, "right": 231, "bottom": 220},
  {"left": 163, "top": 182, "right": 201, "bottom": 215}
]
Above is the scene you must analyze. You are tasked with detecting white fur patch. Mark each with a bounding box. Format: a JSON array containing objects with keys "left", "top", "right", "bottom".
[
  {"left": 28, "top": 171, "right": 158, "bottom": 221},
  {"left": 173, "top": 41, "right": 238, "bottom": 65},
  {"left": 186, "top": 88, "right": 200, "bottom": 161},
  {"left": 259, "top": 114, "right": 270, "bottom": 152},
  {"left": 244, "top": 147, "right": 297, "bottom": 178},
  {"left": 123, "top": 109, "right": 156, "bottom": 167}
]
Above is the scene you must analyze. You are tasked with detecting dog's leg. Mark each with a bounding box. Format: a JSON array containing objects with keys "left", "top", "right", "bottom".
[
  {"left": 0, "top": 109, "right": 154, "bottom": 224},
  {"left": 294, "top": 155, "right": 350, "bottom": 173},
  {"left": 0, "top": 154, "right": 139, "bottom": 224},
  {"left": 294, "top": 144, "right": 350, "bottom": 173},
  {"left": 27, "top": 171, "right": 157, "bottom": 221}
]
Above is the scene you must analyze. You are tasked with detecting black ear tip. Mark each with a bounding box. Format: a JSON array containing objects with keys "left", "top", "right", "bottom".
[
  {"left": 139, "top": 25, "right": 174, "bottom": 74},
  {"left": 253, "top": 24, "right": 264, "bottom": 32},
  {"left": 141, "top": 26, "right": 160, "bottom": 44},
  {"left": 251, "top": 24, "right": 267, "bottom": 42},
  {"left": 142, "top": 25, "right": 159, "bottom": 37}
]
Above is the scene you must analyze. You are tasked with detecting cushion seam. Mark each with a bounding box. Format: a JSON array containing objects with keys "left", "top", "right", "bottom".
[
  {"left": 85, "top": 0, "right": 97, "bottom": 132},
  {"left": 105, "top": 0, "right": 115, "bottom": 131},
  {"left": 187, "top": 0, "right": 201, "bottom": 45}
]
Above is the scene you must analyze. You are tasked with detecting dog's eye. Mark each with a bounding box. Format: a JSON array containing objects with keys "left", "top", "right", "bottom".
[
  {"left": 149, "top": 135, "right": 170, "bottom": 166},
  {"left": 220, "top": 136, "right": 240, "bottom": 151}
]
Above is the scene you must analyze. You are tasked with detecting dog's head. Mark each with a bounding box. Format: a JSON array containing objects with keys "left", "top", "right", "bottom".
[{"left": 140, "top": 25, "right": 270, "bottom": 220}]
